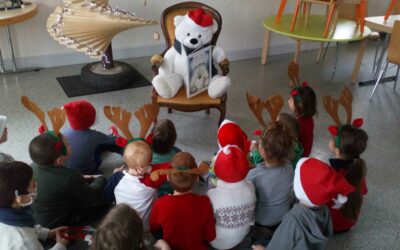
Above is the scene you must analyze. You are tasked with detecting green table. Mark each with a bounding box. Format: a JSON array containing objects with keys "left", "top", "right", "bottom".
[{"left": 261, "top": 14, "right": 371, "bottom": 68}]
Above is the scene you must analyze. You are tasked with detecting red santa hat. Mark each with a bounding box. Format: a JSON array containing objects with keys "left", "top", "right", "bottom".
[
  {"left": 64, "top": 100, "right": 96, "bottom": 130},
  {"left": 188, "top": 8, "right": 213, "bottom": 27},
  {"left": 217, "top": 119, "right": 249, "bottom": 154},
  {"left": 294, "top": 158, "right": 355, "bottom": 208},
  {"left": 214, "top": 145, "right": 249, "bottom": 183}
]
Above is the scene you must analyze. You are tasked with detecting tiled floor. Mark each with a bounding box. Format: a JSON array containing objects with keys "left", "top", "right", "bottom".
[{"left": 1, "top": 42, "right": 399, "bottom": 249}]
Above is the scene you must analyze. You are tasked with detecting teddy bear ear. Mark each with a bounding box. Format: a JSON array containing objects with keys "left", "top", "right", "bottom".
[{"left": 174, "top": 15, "right": 184, "bottom": 27}]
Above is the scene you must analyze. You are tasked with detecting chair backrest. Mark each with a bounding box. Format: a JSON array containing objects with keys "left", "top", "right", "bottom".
[
  {"left": 388, "top": 20, "right": 400, "bottom": 65},
  {"left": 159, "top": 2, "right": 222, "bottom": 54}
]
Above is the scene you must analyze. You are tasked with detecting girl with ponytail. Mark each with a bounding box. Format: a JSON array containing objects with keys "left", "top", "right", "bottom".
[{"left": 328, "top": 125, "right": 368, "bottom": 233}]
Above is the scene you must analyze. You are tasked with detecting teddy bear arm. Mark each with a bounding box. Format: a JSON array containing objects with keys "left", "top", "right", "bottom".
[{"left": 157, "top": 48, "right": 176, "bottom": 76}]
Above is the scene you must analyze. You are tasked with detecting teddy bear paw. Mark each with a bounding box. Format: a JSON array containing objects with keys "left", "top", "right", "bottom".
[
  {"left": 208, "top": 76, "right": 231, "bottom": 98},
  {"left": 152, "top": 74, "right": 184, "bottom": 99}
]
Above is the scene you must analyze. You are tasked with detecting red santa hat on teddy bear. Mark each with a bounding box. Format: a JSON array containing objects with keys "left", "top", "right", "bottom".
[
  {"left": 64, "top": 100, "right": 96, "bottom": 130},
  {"left": 214, "top": 145, "right": 249, "bottom": 183},
  {"left": 187, "top": 8, "right": 213, "bottom": 27},
  {"left": 294, "top": 158, "right": 355, "bottom": 208},
  {"left": 217, "top": 119, "right": 249, "bottom": 154}
]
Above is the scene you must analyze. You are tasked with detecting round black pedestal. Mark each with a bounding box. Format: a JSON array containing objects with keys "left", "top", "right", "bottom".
[{"left": 81, "top": 61, "right": 135, "bottom": 89}]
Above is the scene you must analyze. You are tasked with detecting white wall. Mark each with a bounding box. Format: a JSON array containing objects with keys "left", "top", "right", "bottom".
[{"left": 0, "top": 0, "right": 391, "bottom": 68}]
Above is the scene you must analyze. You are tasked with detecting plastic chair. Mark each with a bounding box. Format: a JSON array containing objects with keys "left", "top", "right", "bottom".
[
  {"left": 369, "top": 20, "right": 400, "bottom": 100},
  {"left": 150, "top": 2, "right": 229, "bottom": 126},
  {"left": 285, "top": 0, "right": 366, "bottom": 37}
]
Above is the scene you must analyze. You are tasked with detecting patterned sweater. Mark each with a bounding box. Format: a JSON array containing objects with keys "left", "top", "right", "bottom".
[{"left": 207, "top": 180, "right": 256, "bottom": 249}]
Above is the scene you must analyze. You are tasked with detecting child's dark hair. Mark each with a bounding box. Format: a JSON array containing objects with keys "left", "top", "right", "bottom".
[
  {"left": 261, "top": 121, "right": 295, "bottom": 164},
  {"left": 0, "top": 161, "right": 33, "bottom": 208},
  {"left": 92, "top": 203, "right": 145, "bottom": 250},
  {"left": 29, "top": 133, "right": 63, "bottom": 166},
  {"left": 292, "top": 86, "right": 317, "bottom": 118},
  {"left": 169, "top": 152, "right": 197, "bottom": 193},
  {"left": 277, "top": 112, "right": 300, "bottom": 138},
  {"left": 337, "top": 125, "right": 368, "bottom": 220},
  {"left": 151, "top": 119, "right": 177, "bottom": 155}
]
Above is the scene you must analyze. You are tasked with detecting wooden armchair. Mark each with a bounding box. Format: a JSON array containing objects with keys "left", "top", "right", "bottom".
[{"left": 150, "top": 2, "right": 229, "bottom": 126}]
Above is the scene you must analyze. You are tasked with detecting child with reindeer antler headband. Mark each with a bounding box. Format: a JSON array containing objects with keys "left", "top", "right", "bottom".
[
  {"left": 102, "top": 102, "right": 170, "bottom": 230},
  {"left": 61, "top": 100, "right": 122, "bottom": 175},
  {"left": 246, "top": 93, "right": 295, "bottom": 240},
  {"left": 22, "top": 96, "right": 108, "bottom": 229},
  {"left": 288, "top": 61, "right": 317, "bottom": 157},
  {"left": 323, "top": 87, "right": 369, "bottom": 233},
  {"left": 149, "top": 152, "right": 215, "bottom": 250}
]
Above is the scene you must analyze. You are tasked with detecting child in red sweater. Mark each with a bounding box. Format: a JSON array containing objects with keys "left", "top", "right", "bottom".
[
  {"left": 149, "top": 152, "right": 216, "bottom": 250},
  {"left": 288, "top": 83, "right": 317, "bottom": 157},
  {"left": 328, "top": 124, "right": 368, "bottom": 233}
]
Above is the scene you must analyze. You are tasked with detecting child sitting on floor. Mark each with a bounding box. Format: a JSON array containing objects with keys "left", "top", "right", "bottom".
[
  {"left": 277, "top": 112, "right": 303, "bottom": 168},
  {"left": 0, "top": 126, "right": 14, "bottom": 163},
  {"left": 328, "top": 124, "right": 368, "bottom": 233},
  {"left": 253, "top": 158, "right": 355, "bottom": 250},
  {"left": 62, "top": 100, "right": 121, "bottom": 175},
  {"left": 208, "top": 145, "right": 256, "bottom": 250},
  {"left": 149, "top": 152, "right": 216, "bottom": 250},
  {"left": 30, "top": 133, "right": 107, "bottom": 228},
  {"left": 288, "top": 83, "right": 317, "bottom": 157},
  {"left": 92, "top": 203, "right": 170, "bottom": 250},
  {"left": 146, "top": 119, "right": 180, "bottom": 196},
  {"left": 0, "top": 161, "right": 68, "bottom": 250},
  {"left": 246, "top": 121, "right": 294, "bottom": 237},
  {"left": 105, "top": 140, "right": 168, "bottom": 229}
]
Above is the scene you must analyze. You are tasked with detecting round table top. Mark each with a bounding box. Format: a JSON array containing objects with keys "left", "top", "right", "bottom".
[
  {"left": 263, "top": 14, "right": 371, "bottom": 42},
  {"left": 0, "top": 3, "right": 38, "bottom": 26}
]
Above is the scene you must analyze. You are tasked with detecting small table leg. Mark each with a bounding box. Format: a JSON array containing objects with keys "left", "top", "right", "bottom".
[
  {"left": 261, "top": 29, "right": 270, "bottom": 65},
  {"left": 351, "top": 38, "right": 368, "bottom": 84},
  {"left": 293, "top": 40, "right": 301, "bottom": 63},
  {"left": 0, "top": 25, "right": 40, "bottom": 75}
]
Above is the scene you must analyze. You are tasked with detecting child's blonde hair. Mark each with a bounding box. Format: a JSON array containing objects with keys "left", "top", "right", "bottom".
[{"left": 123, "top": 141, "right": 152, "bottom": 170}]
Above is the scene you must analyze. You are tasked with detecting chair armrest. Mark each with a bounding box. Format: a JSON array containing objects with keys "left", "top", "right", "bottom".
[
  {"left": 219, "top": 58, "right": 230, "bottom": 76},
  {"left": 151, "top": 55, "right": 164, "bottom": 75}
]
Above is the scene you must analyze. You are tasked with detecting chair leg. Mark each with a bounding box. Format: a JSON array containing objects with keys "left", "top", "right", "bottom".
[
  {"left": 370, "top": 61, "right": 389, "bottom": 100},
  {"left": 359, "top": 0, "right": 366, "bottom": 33},
  {"left": 385, "top": 0, "right": 397, "bottom": 21},
  {"left": 290, "top": 0, "right": 302, "bottom": 32},
  {"left": 394, "top": 65, "right": 400, "bottom": 90},
  {"left": 168, "top": 108, "right": 172, "bottom": 113},
  {"left": 304, "top": 3, "right": 311, "bottom": 27},
  {"left": 205, "top": 108, "right": 210, "bottom": 115},
  {"left": 275, "top": 0, "right": 288, "bottom": 24},
  {"left": 323, "top": 3, "right": 336, "bottom": 38}
]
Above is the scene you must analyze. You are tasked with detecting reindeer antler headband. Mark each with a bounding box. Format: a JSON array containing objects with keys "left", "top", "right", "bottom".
[
  {"left": 21, "top": 96, "right": 67, "bottom": 155},
  {"left": 104, "top": 101, "right": 159, "bottom": 148},
  {"left": 323, "top": 87, "right": 363, "bottom": 147},
  {"left": 150, "top": 161, "right": 210, "bottom": 181},
  {"left": 246, "top": 92, "right": 284, "bottom": 136},
  {"left": 288, "top": 61, "right": 310, "bottom": 104}
]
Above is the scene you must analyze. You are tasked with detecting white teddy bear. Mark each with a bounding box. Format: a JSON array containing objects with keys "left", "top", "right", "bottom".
[{"left": 152, "top": 8, "right": 231, "bottom": 99}]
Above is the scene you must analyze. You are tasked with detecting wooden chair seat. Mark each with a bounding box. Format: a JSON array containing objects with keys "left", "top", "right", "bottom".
[{"left": 156, "top": 88, "right": 221, "bottom": 106}]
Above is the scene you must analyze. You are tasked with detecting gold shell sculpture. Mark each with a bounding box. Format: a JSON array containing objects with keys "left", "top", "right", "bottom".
[{"left": 47, "top": 0, "right": 157, "bottom": 59}]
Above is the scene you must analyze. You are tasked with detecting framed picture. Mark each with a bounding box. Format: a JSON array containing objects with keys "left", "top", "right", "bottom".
[{"left": 185, "top": 46, "right": 212, "bottom": 98}]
